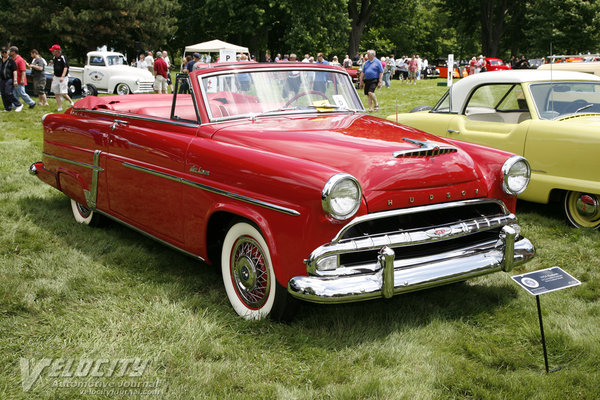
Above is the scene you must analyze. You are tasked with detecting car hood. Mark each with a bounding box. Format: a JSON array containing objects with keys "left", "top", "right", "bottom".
[
  {"left": 212, "top": 114, "right": 485, "bottom": 205},
  {"left": 107, "top": 65, "right": 154, "bottom": 79},
  {"left": 557, "top": 114, "right": 600, "bottom": 124}
]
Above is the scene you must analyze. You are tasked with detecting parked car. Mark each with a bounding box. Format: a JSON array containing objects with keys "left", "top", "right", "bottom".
[
  {"left": 431, "top": 58, "right": 468, "bottom": 79},
  {"left": 30, "top": 63, "right": 534, "bottom": 320},
  {"left": 528, "top": 59, "right": 545, "bottom": 69},
  {"left": 344, "top": 66, "right": 359, "bottom": 85},
  {"left": 387, "top": 70, "right": 600, "bottom": 229},
  {"left": 68, "top": 51, "right": 155, "bottom": 95},
  {"left": 538, "top": 60, "right": 600, "bottom": 77},
  {"left": 25, "top": 68, "right": 84, "bottom": 98},
  {"left": 485, "top": 57, "right": 511, "bottom": 71}
]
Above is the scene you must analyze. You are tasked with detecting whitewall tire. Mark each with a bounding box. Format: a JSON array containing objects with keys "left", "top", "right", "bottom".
[
  {"left": 70, "top": 199, "right": 97, "bottom": 225},
  {"left": 221, "top": 222, "right": 277, "bottom": 320}
]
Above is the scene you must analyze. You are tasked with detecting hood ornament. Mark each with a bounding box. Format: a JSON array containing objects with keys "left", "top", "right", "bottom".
[{"left": 393, "top": 138, "right": 458, "bottom": 158}]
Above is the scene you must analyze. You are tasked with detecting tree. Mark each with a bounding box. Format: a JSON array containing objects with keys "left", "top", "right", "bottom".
[
  {"left": 524, "top": 0, "right": 600, "bottom": 56},
  {"left": 436, "top": 0, "right": 523, "bottom": 57},
  {"left": 0, "top": 0, "right": 179, "bottom": 63},
  {"left": 171, "top": 0, "right": 348, "bottom": 61},
  {"left": 348, "top": 0, "right": 377, "bottom": 57}
]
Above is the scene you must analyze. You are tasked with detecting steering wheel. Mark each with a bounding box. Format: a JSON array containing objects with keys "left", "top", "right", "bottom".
[
  {"left": 565, "top": 99, "right": 592, "bottom": 114},
  {"left": 284, "top": 90, "right": 328, "bottom": 108}
]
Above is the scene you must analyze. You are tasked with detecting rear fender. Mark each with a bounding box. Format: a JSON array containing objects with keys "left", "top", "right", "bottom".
[{"left": 57, "top": 168, "right": 89, "bottom": 206}]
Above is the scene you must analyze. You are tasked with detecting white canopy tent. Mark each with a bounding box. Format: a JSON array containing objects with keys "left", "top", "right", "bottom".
[{"left": 184, "top": 39, "right": 248, "bottom": 55}]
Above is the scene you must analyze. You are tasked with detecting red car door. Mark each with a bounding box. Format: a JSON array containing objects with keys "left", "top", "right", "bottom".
[{"left": 105, "top": 116, "right": 198, "bottom": 244}]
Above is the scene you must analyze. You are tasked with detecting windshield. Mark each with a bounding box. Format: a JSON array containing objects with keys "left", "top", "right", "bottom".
[
  {"left": 106, "top": 55, "right": 125, "bottom": 66},
  {"left": 199, "top": 68, "right": 363, "bottom": 121},
  {"left": 529, "top": 81, "right": 600, "bottom": 119}
]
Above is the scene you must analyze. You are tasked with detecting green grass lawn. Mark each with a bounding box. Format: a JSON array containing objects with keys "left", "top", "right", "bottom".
[{"left": 1, "top": 81, "right": 599, "bottom": 399}]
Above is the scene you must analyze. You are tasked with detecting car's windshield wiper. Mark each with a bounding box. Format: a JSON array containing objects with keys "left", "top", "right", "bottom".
[
  {"left": 301, "top": 104, "right": 357, "bottom": 113},
  {"left": 574, "top": 104, "right": 593, "bottom": 114},
  {"left": 248, "top": 106, "right": 300, "bottom": 120}
]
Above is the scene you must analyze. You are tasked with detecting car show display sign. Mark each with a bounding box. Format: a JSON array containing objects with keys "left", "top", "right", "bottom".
[
  {"left": 447, "top": 54, "right": 454, "bottom": 87},
  {"left": 511, "top": 267, "right": 581, "bottom": 373},
  {"left": 511, "top": 267, "right": 581, "bottom": 295},
  {"left": 219, "top": 49, "right": 236, "bottom": 63}
]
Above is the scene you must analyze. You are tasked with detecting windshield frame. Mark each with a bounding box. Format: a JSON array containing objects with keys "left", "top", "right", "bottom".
[
  {"left": 528, "top": 80, "right": 600, "bottom": 120},
  {"left": 196, "top": 66, "right": 364, "bottom": 123}
]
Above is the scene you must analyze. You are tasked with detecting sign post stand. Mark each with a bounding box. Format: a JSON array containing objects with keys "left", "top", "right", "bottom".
[
  {"left": 511, "top": 267, "right": 581, "bottom": 373},
  {"left": 535, "top": 295, "right": 551, "bottom": 373}
]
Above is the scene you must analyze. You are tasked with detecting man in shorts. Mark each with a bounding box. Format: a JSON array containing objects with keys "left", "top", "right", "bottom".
[
  {"left": 358, "top": 49, "right": 383, "bottom": 112},
  {"left": 153, "top": 51, "right": 168, "bottom": 94},
  {"left": 28, "top": 49, "right": 48, "bottom": 106},
  {"left": 49, "top": 44, "right": 74, "bottom": 111}
]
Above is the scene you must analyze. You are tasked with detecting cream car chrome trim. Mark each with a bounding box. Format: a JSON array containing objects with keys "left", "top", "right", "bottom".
[{"left": 122, "top": 162, "right": 301, "bottom": 217}]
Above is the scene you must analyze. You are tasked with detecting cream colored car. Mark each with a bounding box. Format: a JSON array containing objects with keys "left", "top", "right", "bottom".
[
  {"left": 538, "top": 61, "right": 600, "bottom": 77},
  {"left": 388, "top": 70, "right": 600, "bottom": 229}
]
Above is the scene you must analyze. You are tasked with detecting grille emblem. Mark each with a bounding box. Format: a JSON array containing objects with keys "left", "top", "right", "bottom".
[{"left": 425, "top": 227, "right": 453, "bottom": 238}]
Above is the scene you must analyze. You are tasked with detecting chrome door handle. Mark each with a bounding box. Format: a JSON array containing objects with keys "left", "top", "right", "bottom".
[
  {"left": 111, "top": 119, "right": 128, "bottom": 131},
  {"left": 447, "top": 129, "right": 460, "bottom": 134}
]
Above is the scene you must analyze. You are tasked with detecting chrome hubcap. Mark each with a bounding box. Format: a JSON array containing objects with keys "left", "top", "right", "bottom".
[
  {"left": 76, "top": 202, "right": 92, "bottom": 218},
  {"left": 235, "top": 255, "right": 257, "bottom": 290},
  {"left": 231, "top": 236, "right": 270, "bottom": 308},
  {"left": 576, "top": 194, "right": 599, "bottom": 219}
]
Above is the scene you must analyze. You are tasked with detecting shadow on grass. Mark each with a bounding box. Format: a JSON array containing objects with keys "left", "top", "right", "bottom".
[
  {"left": 19, "top": 194, "right": 520, "bottom": 343},
  {"left": 17, "top": 194, "right": 223, "bottom": 301},
  {"left": 516, "top": 199, "right": 566, "bottom": 227}
]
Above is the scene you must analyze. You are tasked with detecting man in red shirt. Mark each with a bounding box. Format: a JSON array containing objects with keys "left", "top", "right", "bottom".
[
  {"left": 9, "top": 46, "right": 35, "bottom": 109},
  {"left": 153, "top": 51, "right": 168, "bottom": 94}
]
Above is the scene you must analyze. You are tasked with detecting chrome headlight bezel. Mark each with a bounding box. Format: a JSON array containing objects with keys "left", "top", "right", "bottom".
[
  {"left": 502, "top": 156, "right": 531, "bottom": 195},
  {"left": 322, "top": 173, "right": 362, "bottom": 220}
]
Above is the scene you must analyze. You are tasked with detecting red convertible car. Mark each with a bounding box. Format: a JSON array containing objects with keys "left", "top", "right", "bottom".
[{"left": 30, "top": 62, "right": 534, "bottom": 320}]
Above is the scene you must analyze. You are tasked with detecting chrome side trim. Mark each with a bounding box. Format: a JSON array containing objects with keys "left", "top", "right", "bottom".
[
  {"left": 94, "top": 209, "right": 205, "bottom": 262},
  {"left": 122, "top": 162, "right": 301, "bottom": 217},
  {"left": 43, "top": 152, "right": 104, "bottom": 171},
  {"left": 71, "top": 109, "right": 200, "bottom": 128},
  {"left": 83, "top": 150, "right": 102, "bottom": 209}
]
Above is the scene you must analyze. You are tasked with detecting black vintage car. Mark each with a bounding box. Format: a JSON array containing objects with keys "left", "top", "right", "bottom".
[{"left": 25, "top": 69, "right": 84, "bottom": 98}]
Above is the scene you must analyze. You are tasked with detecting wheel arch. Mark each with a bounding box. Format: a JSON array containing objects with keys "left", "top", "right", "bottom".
[
  {"left": 108, "top": 76, "right": 133, "bottom": 94},
  {"left": 205, "top": 207, "right": 286, "bottom": 286}
]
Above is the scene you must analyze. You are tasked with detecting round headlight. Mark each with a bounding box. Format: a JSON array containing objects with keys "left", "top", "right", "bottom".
[
  {"left": 502, "top": 156, "right": 531, "bottom": 195},
  {"left": 322, "top": 173, "right": 362, "bottom": 220}
]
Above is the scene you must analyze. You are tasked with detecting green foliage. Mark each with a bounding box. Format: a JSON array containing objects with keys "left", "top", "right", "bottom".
[
  {"left": 3, "top": 0, "right": 600, "bottom": 70},
  {"left": 0, "top": 0, "right": 179, "bottom": 61},
  {"left": 524, "top": 0, "right": 600, "bottom": 56}
]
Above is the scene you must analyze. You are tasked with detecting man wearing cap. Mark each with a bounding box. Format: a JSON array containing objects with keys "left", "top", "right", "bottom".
[
  {"left": 9, "top": 46, "right": 36, "bottom": 110},
  {"left": 49, "top": 44, "right": 74, "bottom": 111},
  {"left": 0, "top": 47, "right": 22, "bottom": 112}
]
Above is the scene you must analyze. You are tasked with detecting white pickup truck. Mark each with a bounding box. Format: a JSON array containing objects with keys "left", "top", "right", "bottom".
[{"left": 69, "top": 51, "right": 155, "bottom": 95}]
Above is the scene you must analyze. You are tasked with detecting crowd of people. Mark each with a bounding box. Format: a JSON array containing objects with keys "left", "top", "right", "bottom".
[
  {"left": 0, "top": 42, "right": 539, "bottom": 115},
  {"left": 1, "top": 44, "right": 74, "bottom": 112}
]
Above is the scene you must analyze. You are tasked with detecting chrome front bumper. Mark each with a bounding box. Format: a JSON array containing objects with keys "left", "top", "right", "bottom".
[{"left": 288, "top": 201, "right": 535, "bottom": 304}]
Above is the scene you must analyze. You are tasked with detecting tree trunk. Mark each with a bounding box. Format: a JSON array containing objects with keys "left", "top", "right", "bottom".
[
  {"left": 479, "top": 0, "right": 509, "bottom": 57},
  {"left": 347, "top": 0, "right": 376, "bottom": 57}
]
